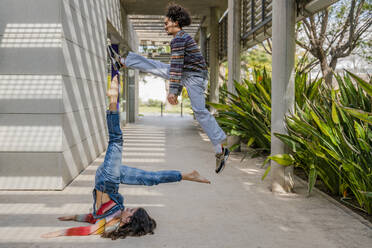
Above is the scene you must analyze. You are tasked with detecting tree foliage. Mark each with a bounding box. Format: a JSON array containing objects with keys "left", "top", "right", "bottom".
[{"left": 296, "top": 0, "right": 372, "bottom": 86}]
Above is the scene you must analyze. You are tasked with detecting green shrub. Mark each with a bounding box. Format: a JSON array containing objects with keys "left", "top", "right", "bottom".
[
  {"left": 208, "top": 69, "right": 322, "bottom": 155},
  {"left": 146, "top": 99, "right": 163, "bottom": 107},
  {"left": 210, "top": 67, "right": 371, "bottom": 214},
  {"left": 265, "top": 71, "right": 372, "bottom": 214},
  {"left": 208, "top": 69, "right": 271, "bottom": 154}
]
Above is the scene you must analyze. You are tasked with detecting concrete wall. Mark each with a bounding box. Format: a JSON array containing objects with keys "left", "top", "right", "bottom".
[{"left": 0, "top": 0, "right": 129, "bottom": 190}]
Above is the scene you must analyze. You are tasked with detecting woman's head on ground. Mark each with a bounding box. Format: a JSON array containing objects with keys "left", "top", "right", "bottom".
[{"left": 102, "top": 207, "right": 156, "bottom": 240}]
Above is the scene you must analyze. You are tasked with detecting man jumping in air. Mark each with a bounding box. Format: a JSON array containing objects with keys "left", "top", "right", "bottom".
[{"left": 111, "top": 3, "right": 230, "bottom": 173}]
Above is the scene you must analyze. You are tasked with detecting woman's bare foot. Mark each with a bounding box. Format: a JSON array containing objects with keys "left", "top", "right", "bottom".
[
  {"left": 107, "top": 75, "right": 119, "bottom": 106},
  {"left": 182, "top": 170, "right": 211, "bottom": 184}
]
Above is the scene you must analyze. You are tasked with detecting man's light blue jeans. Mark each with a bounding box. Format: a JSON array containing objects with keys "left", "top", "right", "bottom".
[{"left": 124, "top": 52, "right": 226, "bottom": 146}]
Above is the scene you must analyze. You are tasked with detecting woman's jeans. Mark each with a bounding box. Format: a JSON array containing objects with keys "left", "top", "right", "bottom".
[
  {"left": 93, "top": 111, "right": 123, "bottom": 219},
  {"left": 120, "top": 165, "right": 182, "bottom": 186},
  {"left": 93, "top": 111, "right": 182, "bottom": 219},
  {"left": 124, "top": 52, "right": 226, "bottom": 146}
]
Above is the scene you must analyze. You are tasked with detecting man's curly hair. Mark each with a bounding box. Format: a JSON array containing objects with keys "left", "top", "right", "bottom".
[{"left": 165, "top": 3, "right": 191, "bottom": 28}]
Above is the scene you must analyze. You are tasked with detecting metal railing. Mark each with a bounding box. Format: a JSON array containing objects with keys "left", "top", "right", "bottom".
[
  {"left": 204, "top": 0, "right": 273, "bottom": 66},
  {"left": 205, "top": 35, "right": 210, "bottom": 66},
  {"left": 203, "top": 0, "right": 338, "bottom": 67},
  {"left": 241, "top": 0, "right": 273, "bottom": 49},
  {"left": 218, "top": 10, "right": 229, "bottom": 61},
  {"left": 160, "top": 102, "right": 184, "bottom": 117}
]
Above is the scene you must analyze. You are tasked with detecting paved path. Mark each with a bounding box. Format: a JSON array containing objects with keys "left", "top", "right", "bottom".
[{"left": 0, "top": 116, "right": 371, "bottom": 248}]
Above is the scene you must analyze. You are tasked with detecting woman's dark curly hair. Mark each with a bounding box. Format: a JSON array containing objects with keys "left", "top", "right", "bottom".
[
  {"left": 102, "top": 208, "right": 156, "bottom": 240},
  {"left": 165, "top": 3, "right": 191, "bottom": 28}
]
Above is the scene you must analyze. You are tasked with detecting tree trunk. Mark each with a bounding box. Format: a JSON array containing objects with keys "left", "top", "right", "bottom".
[
  {"left": 329, "top": 58, "right": 338, "bottom": 85},
  {"left": 321, "top": 57, "right": 338, "bottom": 87},
  {"left": 320, "top": 58, "right": 333, "bottom": 87},
  {"left": 324, "top": 68, "right": 333, "bottom": 87}
]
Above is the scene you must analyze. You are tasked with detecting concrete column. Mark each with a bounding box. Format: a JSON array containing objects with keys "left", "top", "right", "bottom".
[
  {"left": 208, "top": 7, "right": 219, "bottom": 106},
  {"left": 128, "top": 69, "right": 136, "bottom": 123},
  {"left": 135, "top": 70, "right": 139, "bottom": 121},
  {"left": 271, "top": 0, "right": 296, "bottom": 193},
  {"left": 227, "top": 0, "right": 241, "bottom": 94},
  {"left": 199, "top": 27, "right": 207, "bottom": 59},
  {"left": 119, "top": 2, "right": 139, "bottom": 124}
]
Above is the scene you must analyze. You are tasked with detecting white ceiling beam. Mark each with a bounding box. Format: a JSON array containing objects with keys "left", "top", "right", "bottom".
[{"left": 305, "top": 0, "right": 339, "bottom": 14}]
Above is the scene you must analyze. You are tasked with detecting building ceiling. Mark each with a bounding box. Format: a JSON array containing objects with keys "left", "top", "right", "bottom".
[
  {"left": 122, "top": 0, "right": 227, "bottom": 45},
  {"left": 128, "top": 15, "right": 203, "bottom": 45},
  {"left": 121, "top": 0, "right": 338, "bottom": 53},
  {"left": 121, "top": 0, "right": 227, "bottom": 16}
]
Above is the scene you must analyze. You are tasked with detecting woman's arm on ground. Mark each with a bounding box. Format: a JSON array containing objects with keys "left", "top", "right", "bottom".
[
  {"left": 41, "top": 219, "right": 106, "bottom": 238},
  {"left": 58, "top": 213, "right": 97, "bottom": 223}
]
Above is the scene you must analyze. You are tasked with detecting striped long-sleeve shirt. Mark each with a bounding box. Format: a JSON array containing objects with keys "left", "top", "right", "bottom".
[{"left": 169, "top": 30, "right": 208, "bottom": 95}]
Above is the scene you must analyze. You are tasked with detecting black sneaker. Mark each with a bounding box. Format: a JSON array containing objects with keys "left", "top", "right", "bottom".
[
  {"left": 215, "top": 147, "right": 230, "bottom": 174},
  {"left": 107, "top": 45, "right": 124, "bottom": 70}
]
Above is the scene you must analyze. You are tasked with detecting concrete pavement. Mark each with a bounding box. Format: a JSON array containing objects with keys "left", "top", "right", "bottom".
[{"left": 0, "top": 116, "right": 371, "bottom": 248}]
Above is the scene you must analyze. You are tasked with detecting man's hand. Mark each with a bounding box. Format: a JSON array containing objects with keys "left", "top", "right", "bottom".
[{"left": 167, "top": 94, "right": 178, "bottom": 105}]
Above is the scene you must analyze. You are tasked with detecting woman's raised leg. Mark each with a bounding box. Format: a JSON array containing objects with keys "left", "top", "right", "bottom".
[
  {"left": 93, "top": 75, "right": 124, "bottom": 215},
  {"left": 119, "top": 165, "right": 210, "bottom": 185}
]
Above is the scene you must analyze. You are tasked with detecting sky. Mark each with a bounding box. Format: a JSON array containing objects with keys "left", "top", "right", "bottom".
[{"left": 139, "top": 75, "right": 167, "bottom": 102}]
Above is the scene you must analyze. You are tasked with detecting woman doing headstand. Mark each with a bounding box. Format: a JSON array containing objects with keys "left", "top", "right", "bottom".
[{"left": 42, "top": 75, "right": 210, "bottom": 239}]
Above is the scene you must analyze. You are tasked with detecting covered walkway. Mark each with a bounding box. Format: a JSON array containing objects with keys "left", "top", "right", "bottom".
[{"left": 0, "top": 116, "right": 370, "bottom": 248}]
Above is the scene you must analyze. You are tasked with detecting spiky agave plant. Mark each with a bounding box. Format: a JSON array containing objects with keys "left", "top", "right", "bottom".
[
  {"left": 207, "top": 69, "right": 271, "bottom": 155},
  {"left": 264, "top": 71, "right": 372, "bottom": 214}
]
